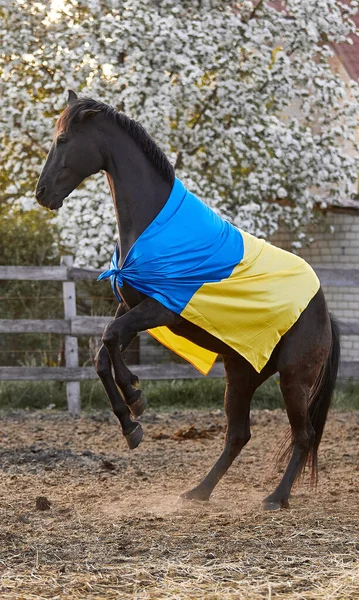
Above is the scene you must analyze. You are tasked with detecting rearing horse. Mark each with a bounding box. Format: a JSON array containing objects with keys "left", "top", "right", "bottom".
[{"left": 36, "top": 91, "right": 340, "bottom": 510}]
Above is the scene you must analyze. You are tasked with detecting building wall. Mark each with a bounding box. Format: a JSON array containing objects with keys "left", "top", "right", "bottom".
[{"left": 271, "top": 209, "right": 359, "bottom": 366}]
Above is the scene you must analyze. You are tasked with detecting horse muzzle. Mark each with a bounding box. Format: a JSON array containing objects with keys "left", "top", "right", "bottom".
[
  {"left": 35, "top": 186, "right": 46, "bottom": 202},
  {"left": 35, "top": 186, "right": 63, "bottom": 210}
]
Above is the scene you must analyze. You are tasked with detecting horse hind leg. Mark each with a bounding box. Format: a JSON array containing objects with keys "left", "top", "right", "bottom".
[
  {"left": 181, "top": 357, "right": 265, "bottom": 501},
  {"left": 263, "top": 309, "right": 338, "bottom": 510},
  {"left": 263, "top": 372, "right": 316, "bottom": 510}
]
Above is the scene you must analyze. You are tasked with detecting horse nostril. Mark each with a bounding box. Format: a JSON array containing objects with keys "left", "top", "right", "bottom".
[{"left": 36, "top": 186, "right": 46, "bottom": 200}]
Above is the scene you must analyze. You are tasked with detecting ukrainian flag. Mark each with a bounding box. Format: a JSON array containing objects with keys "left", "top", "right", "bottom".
[{"left": 99, "top": 179, "right": 320, "bottom": 374}]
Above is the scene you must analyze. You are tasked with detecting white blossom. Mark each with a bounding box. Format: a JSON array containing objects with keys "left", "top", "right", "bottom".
[{"left": 1, "top": 0, "right": 359, "bottom": 266}]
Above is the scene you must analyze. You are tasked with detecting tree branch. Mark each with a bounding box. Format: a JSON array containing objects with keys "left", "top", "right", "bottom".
[
  {"left": 247, "top": 0, "right": 266, "bottom": 21},
  {"left": 174, "top": 86, "right": 218, "bottom": 168}
]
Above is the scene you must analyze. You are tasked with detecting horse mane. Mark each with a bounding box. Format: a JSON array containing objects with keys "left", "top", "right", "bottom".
[{"left": 55, "top": 97, "right": 175, "bottom": 185}]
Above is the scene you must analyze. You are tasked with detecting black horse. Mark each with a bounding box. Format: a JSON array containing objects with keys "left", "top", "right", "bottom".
[{"left": 36, "top": 91, "right": 340, "bottom": 510}]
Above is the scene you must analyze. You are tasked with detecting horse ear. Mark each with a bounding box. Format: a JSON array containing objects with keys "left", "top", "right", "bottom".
[
  {"left": 68, "top": 90, "right": 78, "bottom": 105},
  {"left": 79, "top": 108, "right": 101, "bottom": 120}
]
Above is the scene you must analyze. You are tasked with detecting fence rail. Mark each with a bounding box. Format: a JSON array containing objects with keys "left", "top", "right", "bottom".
[
  {"left": 0, "top": 363, "right": 226, "bottom": 382},
  {"left": 0, "top": 316, "right": 111, "bottom": 335},
  {"left": 2, "top": 265, "right": 359, "bottom": 286},
  {"left": 0, "top": 361, "right": 356, "bottom": 381},
  {"left": 0, "top": 265, "right": 102, "bottom": 281},
  {"left": 1, "top": 260, "right": 358, "bottom": 414},
  {"left": 1, "top": 317, "right": 359, "bottom": 337}
]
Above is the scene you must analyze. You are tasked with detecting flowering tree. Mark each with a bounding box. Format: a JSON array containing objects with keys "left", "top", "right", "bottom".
[{"left": 1, "top": 0, "right": 359, "bottom": 266}]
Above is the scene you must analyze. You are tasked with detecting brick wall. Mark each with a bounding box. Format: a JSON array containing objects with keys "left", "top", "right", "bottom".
[{"left": 271, "top": 209, "right": 359, "bottom": 366}]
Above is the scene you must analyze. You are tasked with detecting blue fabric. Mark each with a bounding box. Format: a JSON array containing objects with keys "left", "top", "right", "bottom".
[
  {"left": 98, "top": 178, "right": 244, "bottom": 313},
  {"left": 98, "top": 244, "right": 123, "bottom": 302}
]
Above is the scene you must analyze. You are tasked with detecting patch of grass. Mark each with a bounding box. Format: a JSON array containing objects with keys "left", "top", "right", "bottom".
[
  {"left": 141, "top": 378, "right": 225, "bottom": 410},
  {"left": 0, "top": 378, "right": 226, "bottom": 411},
  {"left": 0, "top": 380, "right": 67, "bottom": 410},
  {"left": 332, "top": 379, "right": 359, "bottom": 410},
  {"left": 0, "top": 376, "right": 358, "bottom": 412}
]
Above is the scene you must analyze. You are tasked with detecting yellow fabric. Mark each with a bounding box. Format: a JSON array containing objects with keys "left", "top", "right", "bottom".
[
  {"left": 147, "top": 326, "right": 217, "bottom": 375},
  {"left": 148, "top": 230, "right": 320, "bottom": 374}
]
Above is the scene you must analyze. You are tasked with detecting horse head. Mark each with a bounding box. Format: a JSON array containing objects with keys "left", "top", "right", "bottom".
[{"left": 35, "top": 90, "right": 104, "bottom": 210}]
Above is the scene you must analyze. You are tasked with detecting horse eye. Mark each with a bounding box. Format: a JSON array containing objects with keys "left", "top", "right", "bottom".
[{"left": 57, "top": 135, "right": 67, "bottom": 144}]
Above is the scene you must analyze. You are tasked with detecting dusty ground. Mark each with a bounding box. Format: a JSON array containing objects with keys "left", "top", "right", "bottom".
[{"left": 0, "top": 407, "right": 358, "bottom": 599}]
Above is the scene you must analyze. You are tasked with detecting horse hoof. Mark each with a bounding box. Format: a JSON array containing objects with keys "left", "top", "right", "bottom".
[
  {"left": 128, "top": 391, "right": 147, "bottom": 418},
  {"left": 263, "top": 497, "right": 289, "bottom": 511},
  {"left": 124, "top": 423, "right": 143, "bottom": 450},
  {"left": 263, "top": 500, "right": 281, "bottom": 511},
  {"left": 180, "top": 487, "right": 210, "bottom": 502}
]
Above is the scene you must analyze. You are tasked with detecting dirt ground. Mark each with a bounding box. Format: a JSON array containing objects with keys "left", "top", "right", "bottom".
[{"left": 0, "top": 407, "right": 358, "bottom": 600}]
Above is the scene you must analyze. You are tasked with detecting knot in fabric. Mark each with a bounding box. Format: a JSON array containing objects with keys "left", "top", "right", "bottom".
[
  {"left": 97, "top": 243, "right": 124, "bottom": 302},
  {"left": 97, "top": 268, "right": 124, "bottom": 288}
]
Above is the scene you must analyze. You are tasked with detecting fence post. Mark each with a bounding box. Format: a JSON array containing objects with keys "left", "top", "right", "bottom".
[{"left": 61, "top": 255, "right": 81, "bottom": 415}]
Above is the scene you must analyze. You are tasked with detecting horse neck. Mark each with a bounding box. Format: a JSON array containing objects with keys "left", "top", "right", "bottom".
[{"left": 104, "top": 126, "right": 172, "bottom": 266}]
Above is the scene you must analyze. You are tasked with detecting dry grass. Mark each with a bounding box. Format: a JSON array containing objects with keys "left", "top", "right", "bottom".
[{"left": 0, "top": 408, "right": 358, "bottom": 599}]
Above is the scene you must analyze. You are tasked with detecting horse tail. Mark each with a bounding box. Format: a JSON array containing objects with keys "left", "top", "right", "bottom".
[{"left": 306, "top": 314, "right": 341, "bottom": 483}]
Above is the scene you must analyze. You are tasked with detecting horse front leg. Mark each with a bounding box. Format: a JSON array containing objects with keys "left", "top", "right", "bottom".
[
  {"left": 95, "top": 344, "right": 145, "bottom": 449},
  {"left": 94, "top": 304, "right": 144, "bottom": 449},
  {"left": 102, "top": 297, "right": 181, "bottom": 442}
]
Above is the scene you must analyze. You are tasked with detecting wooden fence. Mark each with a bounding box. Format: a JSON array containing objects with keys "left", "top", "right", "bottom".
[{"left": 1, "top": 259, "right": 358, "bottom": 414}]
